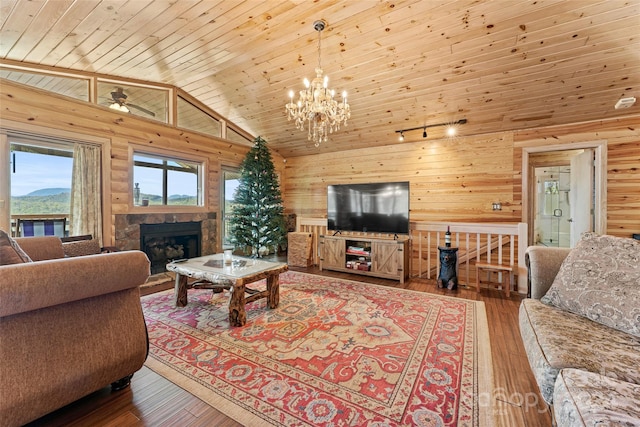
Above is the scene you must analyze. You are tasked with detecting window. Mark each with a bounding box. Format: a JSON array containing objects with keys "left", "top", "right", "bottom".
[
  {"left": 226, "top": 127, "right": 252, "bottom": 144},
  {"left": 133, "top": 152, "right": 203, "bottom": 206},
  {"left": 9, "top": 141, "right": 74, "bottom": 237},
  {"left": 0, "top": 68, "right": 89, "bottom": 102},
  {"left": 177, "top": 95, "right": 221, "bottom": 137},
  {"left": 97, "top": 80, "right": 169, "bottom": 123}
]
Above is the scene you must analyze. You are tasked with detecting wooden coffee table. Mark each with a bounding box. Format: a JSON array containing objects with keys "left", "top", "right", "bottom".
[{"left": 166, "top": 254, "right": 288, "bottom": 326}]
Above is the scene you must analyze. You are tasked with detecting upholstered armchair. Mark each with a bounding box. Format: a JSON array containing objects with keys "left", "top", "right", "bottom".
[{"left": 0, "top": 231, "right": 150, "bottom": 427}]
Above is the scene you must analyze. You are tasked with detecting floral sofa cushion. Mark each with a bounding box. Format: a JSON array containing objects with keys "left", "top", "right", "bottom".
[
  {"left": 519, "top": 299, "right": 640, "bottom": 405},
  {"left": 541, "top": 232, "right": 640, "bottom": 337},
  {"left": 0, "top": 229, "right": 32, "bottom": 265},
  {"left": 554, "top": 368, "right": 640, "bottom": 427}
]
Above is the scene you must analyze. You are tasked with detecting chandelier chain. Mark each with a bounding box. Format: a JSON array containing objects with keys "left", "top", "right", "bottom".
[{"left": 317, "top": 24, "right": 322, "bottom": 70}]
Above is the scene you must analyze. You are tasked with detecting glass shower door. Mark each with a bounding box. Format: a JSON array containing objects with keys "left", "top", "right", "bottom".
[{"left": 535, "top": 167, "right": 571, "bottom": 247}]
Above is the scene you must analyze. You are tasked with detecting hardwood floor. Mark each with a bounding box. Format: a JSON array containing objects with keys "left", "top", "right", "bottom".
[{"left": 26, "top": 266, "right": 552, "bottom": 426}]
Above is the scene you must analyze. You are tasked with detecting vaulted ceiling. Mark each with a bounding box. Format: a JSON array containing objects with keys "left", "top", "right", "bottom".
[{"left": 1, "top": 0, "right": 639, "bottom": 157}]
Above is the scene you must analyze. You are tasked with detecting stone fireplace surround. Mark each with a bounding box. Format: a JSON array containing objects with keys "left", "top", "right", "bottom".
[{"left": 114, "top": 212, "right": 216, "bottom": 257}]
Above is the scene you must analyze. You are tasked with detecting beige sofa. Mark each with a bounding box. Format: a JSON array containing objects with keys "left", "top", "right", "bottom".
[
  {"left": 0, "top": 234, "right": 151, "bottom": 427},
  {"left": 519, "top": 234, "right": 640, "bottom": 426}
]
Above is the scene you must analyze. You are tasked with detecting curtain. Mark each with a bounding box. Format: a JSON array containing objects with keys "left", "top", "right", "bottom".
[{"left": 70, "top": 144, "right": 102, "bottom": 244}]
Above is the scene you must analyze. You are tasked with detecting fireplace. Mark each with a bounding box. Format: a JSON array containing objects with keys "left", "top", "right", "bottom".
[{"left": 140, "top": 222, "right": 202, "bottom": 274}]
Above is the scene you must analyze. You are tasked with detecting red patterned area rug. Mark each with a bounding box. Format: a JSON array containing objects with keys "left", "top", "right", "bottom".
[{"left": 141, "top": 271, "right": 494, "bottom": 426}]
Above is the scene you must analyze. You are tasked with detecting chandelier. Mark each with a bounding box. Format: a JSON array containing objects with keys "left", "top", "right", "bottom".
[{"left": 286, "top": 20, "right": 350, "bottom": 147}]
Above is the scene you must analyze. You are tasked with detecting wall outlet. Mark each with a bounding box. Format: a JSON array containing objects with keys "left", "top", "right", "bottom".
[{"left": 492, "top": 202, "right": 502, "bottom": 211}]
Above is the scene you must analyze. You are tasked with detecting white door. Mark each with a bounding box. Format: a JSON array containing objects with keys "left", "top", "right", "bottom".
[{"left": 569, "top": 149, "right": 594, "bottom": 247}]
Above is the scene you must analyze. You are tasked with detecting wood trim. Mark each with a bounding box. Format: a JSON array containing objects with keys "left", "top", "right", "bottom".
[
  {"left": 177, "top": 89, "right": 225, "bottom": 124},
  {"left": 1, "top": 59, "right": 251, "bottom": 143},
  {"left": 127, "top": 143, "right": 211, "bottom": 213},
  {"left": 0, "top": 118, "right": 113, "bottom": 245},
  {"left": 0, "top": 133, "right": 9, "bottom": 232},
  {"left": 522, "top": 140, "right": 607, "bottom": 247},
  {"left": 1, "top": 58, "right": 175, "bottom": 91}
]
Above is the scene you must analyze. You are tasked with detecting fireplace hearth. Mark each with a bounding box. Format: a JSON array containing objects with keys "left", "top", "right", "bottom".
[{"left": 140, "top": 222, "right": 202, "bottom": 274}]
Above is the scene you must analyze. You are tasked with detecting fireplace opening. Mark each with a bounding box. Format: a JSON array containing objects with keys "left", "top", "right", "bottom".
[{"left": 140, "top": 222, "right": 201, "bottom": 274}]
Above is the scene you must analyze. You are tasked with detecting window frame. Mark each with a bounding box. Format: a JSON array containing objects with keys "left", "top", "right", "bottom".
[
  {"left": 97, "top": 79, "right": 171, "bottom": 124},
  {"left": 0, "top": 124, "right": 110, "bottom": 242},
  {"left": 129, "top": 144, "right": 207, "bottom": 212},
  {"left": 176, "top": 93, "right": 222, "bottom": 138}
]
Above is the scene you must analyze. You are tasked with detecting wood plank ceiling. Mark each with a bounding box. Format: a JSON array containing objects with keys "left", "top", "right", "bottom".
[{"left": 1, "top": 0, "right": 639, "bottom": 158}]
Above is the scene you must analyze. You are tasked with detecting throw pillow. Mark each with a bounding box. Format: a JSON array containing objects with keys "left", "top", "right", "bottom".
[
  {"left": 541, "top": 232, "right": 640, "bottom": 337},
  {"left": 0, "top": 229, "right": 33, "bottom": 265},
  {"left": 62, "top": 239, "right": 101, "bottom": 257}
]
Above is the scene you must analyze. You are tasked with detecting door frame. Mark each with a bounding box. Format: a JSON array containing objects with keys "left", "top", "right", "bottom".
[
  {"left": 219, "top": 165, "right": 241, "bottom": 250},
  {"left": 522, "top": 140, "right": 607, "bottom": 247}
]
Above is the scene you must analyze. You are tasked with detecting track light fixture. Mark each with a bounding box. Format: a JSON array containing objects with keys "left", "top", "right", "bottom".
[{"left": 395, "top": 119, "right": 467, "bottom": 141}]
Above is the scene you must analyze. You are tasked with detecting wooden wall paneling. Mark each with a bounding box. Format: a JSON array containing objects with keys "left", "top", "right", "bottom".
[
  {"left": 515, "top": 115, "right": 640, "bottom": 238},
  {"left": 284, "top": 131, "right": 518, "bottom": 223},
  {"left": 285, "top": 115, "right": 639, "bottom": 238},
  {"left": 513, "top": 116, "right": 639, "bottom": 145},
  {"left": 606, "top": 140, "right": 640, "bottom": 236},
  {"left": 0, "top": 79, "right": 260, "bottom": 249},
  {"left": 2, "top": 78, "right": 637, "bottom": 243}
]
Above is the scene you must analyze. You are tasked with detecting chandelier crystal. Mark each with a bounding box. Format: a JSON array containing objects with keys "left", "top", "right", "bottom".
[{"left": 286, "top": 20, "right": 350, "bottom": 147}]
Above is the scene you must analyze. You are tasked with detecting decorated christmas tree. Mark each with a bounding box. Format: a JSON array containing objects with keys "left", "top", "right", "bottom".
[{"left": 229, "top": 136, "right": 287, "bottom": 257}]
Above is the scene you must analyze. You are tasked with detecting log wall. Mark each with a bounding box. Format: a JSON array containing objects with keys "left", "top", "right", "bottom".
[
  {"left": 1, "top": 79, "right": 638, "bottom": 242},
  {"left": 0, "top": 80, "right": 285, "bottom": 248}
]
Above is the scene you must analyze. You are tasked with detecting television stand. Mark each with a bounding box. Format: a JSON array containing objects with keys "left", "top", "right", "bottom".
[{"left": 319, "top": 234, "right": 410, "bottom": 283}]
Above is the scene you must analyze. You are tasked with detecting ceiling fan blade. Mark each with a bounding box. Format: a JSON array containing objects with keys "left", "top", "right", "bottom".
[{"left": 128, "top": 103, "right": 156, "bottom": 117}]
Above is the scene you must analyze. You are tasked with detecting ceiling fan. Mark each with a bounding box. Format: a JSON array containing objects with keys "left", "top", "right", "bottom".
[{"left": 107, "top": 87, "right": 156, "bottom": 117}]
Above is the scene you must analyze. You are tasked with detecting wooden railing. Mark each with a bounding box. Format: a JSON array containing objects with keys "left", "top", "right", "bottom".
[
  {"left": 295, "top": 217, "right": 528, "bottom": 294},
  {"left": 410, "top": 221, "right": 528, "bottom": 293}
]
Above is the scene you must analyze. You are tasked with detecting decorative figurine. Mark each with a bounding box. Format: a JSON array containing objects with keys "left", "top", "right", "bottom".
[{"left": 437, "top": 246, "right": 458, "bottom": 290}]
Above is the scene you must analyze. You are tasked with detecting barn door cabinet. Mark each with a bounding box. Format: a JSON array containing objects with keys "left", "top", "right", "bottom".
[{"left": 319, "top": 235, "right": 409, "bottom": 283}]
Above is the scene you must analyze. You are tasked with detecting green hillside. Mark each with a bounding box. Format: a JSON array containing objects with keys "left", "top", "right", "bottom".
[
  {"left": 12, "top": 189, "right": 197, "bottom": 214},
  {"left": 11, "top": 192, "right": 70, "bottom": 215}
]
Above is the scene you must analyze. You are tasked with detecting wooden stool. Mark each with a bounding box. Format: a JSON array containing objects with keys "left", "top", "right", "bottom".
[{"left": 475, "top": 262, "right": 513, "bottom": 297}]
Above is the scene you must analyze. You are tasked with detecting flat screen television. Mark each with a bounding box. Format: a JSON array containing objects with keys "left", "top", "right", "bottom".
[{"left": 327, "top": 182, "right": 410, "bottom": 234}]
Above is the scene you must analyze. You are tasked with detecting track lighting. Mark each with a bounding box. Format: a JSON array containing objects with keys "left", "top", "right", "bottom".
[{"left": 395, "top": 119, "right": 467, "bottom": 141}]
